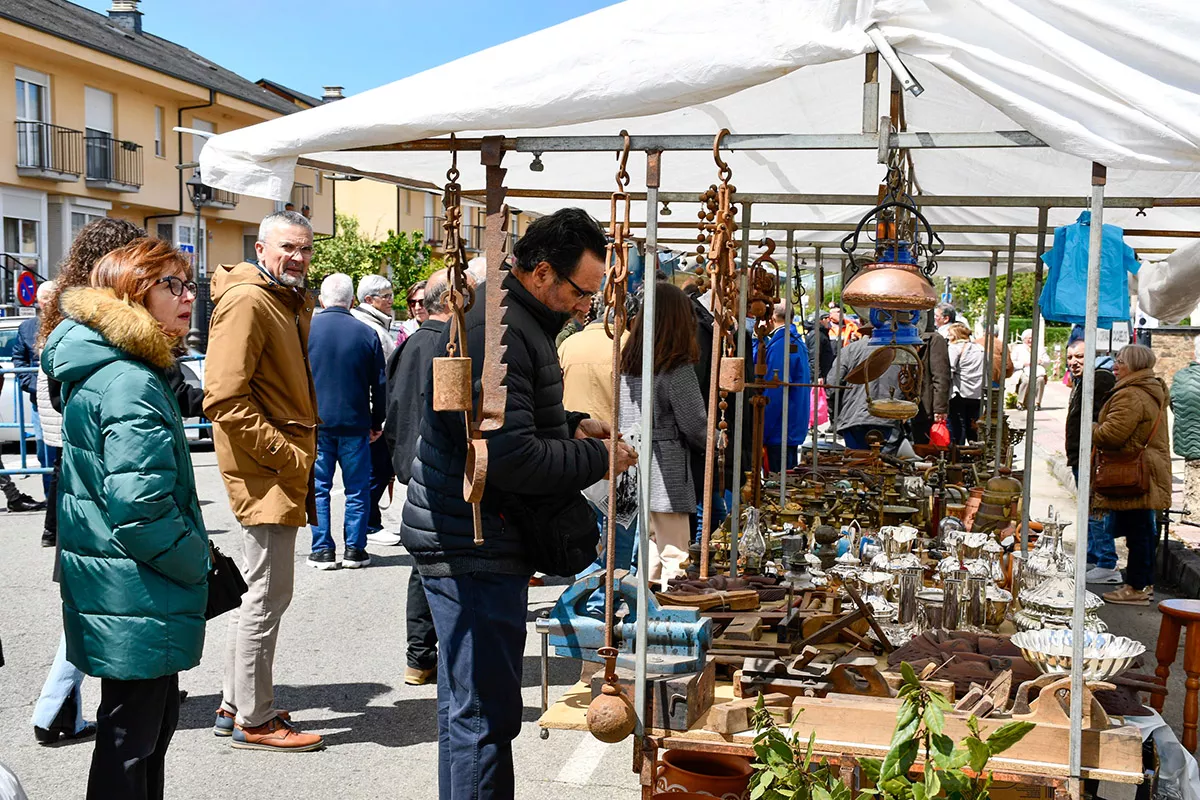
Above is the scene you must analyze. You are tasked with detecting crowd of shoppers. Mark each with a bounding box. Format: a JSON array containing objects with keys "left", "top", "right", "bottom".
[{"left": 14, "top": 206, "right": 1185, "bottom": 800}]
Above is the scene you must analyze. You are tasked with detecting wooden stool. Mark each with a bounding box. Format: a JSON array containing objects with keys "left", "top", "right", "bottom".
[{"left": 1152, "top": 599, "right": 1200, "bottom": 751}]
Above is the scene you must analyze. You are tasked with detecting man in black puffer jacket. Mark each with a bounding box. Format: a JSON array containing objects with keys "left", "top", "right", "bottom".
[{"left": 401, "top": 208, "right": 636, "bottom": 800}]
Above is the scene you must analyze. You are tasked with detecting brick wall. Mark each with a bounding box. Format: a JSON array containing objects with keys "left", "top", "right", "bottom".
[{"left": 1144, "top": 329, "right": 1200, "bottom": 387}]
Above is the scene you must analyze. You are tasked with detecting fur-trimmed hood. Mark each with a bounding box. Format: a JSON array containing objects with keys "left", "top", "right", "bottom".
[{"left": 43, "top": 288, "right": 177, "bottom": 385}]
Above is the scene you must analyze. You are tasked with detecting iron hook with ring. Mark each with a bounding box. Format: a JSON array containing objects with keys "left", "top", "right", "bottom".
[
  {"left": 615, "top": 129, "right": 631, "bottom": 190},
  {"left": 713, "top": 128, "right": 732, "bottom": 182},
  {"left": 447, "top": 132, "right": 460, "bottom": 183}
]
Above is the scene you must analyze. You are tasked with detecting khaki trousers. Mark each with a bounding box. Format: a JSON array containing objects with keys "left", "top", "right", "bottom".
[
  {"left": 646, "top": 511, "right": 691, "bottom": 591},
  {"left": 220, "top": 524, "right": 297, "bottom": 727}
]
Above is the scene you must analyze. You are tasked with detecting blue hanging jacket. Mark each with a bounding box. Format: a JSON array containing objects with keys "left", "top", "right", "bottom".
[
  {"left": 753, "top": 324, "right": 812, "bottom": 446},
  {"left": 1039, "top": 211, "right": 1139, "bottom": 329}
]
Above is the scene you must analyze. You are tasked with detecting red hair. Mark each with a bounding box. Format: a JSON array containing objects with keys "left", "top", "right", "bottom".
[{"left": 89, "top": 238, "right": 191, "bottom": 305}]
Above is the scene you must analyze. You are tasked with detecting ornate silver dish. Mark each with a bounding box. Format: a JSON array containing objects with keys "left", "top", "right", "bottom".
[{"left": 1010, "top": 629, "right": 1145, "bottom": 681}]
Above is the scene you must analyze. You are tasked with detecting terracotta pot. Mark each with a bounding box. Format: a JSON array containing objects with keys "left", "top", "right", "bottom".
[
  {"left": 654, "top": 794, "right": 717, "bottom": 800},
  {"left": 655, "top": 750, "right": 753, "bottom": 800}
]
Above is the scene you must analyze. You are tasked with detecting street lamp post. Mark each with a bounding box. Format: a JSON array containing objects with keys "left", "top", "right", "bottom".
[{"left": 185, "top": 170, "right": 211, "bottom": 334}]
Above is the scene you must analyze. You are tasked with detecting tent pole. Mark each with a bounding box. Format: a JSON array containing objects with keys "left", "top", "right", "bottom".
[
  {"left": 1069, "top": 163, "right": 1105, "bottom": 792},
  {"left": 1020, "top": 207, "right": 1050, "bottom": 555},
  {"left": 863, "top": 53, "right": 879, "bottom": 135},
  {"left": 831, "top": 258, "right": 845, "bottom": 427},
  {"left": 780, "top": 231, "right": 793, "bottom": 506},
  {"left": 812, "top": 248, "right": 823, "bottom": 473},
  {"left": 634, "top": 150, "right": 661, "bottom": 745},
  {"left": 729, "top": 202, "right": 752, "bottom": 577},
  {"left": 995, "top": 233, "right": 1017, "bottom": 468},
  {"left": 982, "top": 252, "right": 999, "bottom": 451}
]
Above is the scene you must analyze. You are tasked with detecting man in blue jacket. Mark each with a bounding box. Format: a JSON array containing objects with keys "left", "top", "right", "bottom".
[
  {"left": 307, "top": 273, "right": 386, "bottom": 570},
  {"left": 756, "top": 303, "right": 811, "bottom": 472}
]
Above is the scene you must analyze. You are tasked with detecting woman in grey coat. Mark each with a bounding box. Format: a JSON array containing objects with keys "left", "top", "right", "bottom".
[{"left": 618, "top": 283, "right": 709, "bottom": 589}]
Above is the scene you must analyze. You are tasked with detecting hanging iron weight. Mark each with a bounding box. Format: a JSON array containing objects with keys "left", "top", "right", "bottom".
[
  {"left": 433, "top": 142, "right": 476, "bottom": 414},
  {"left": 587, "top": 130, "right": 636, "bottom": 746}
]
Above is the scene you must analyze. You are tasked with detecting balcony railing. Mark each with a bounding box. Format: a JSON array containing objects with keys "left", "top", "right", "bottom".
[
  {"left": 424, "top": 216, "right": 446, "bottom": 245},
  {"left": 84, "top": 133, "right": 143, "bottom": 191},
  {"left": 15, "top": 121, "right": 83, "bottom": 181},
  {"left": 211, "top": 188, "right": 238, "bottom": 208}
]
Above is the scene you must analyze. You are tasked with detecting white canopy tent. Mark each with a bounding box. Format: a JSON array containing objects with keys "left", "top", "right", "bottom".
[
  {"left": 202, "top": 0, "right": 1200, "bottom": 287},
  {"left": 199, "top": 1, "right": 1200, "bottom": 788}
]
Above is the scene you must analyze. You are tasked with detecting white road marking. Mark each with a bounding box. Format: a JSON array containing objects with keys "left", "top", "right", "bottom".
[{"left": 554, "top": 735, "right": 611, "bottom": 785}]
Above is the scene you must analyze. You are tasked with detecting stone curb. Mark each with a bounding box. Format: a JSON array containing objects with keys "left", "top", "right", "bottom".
[{"left": 1045, "top": 447, "right": 1200, "bottom": 598}]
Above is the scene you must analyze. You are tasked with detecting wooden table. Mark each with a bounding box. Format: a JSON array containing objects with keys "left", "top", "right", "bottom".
[{"left": 539, "top": 678, "right": 1146, "bottom": 799}]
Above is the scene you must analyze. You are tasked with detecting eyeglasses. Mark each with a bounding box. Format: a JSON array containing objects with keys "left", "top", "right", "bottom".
[
  {"left": 263, "top": 240, "right": 314, "bottom": 257},
  {"left": 156, "top": 276, "right": 198, "bottom": 297},
  {"left": 409, "top": 297, "right": 425, "bottom": 307},
  {"left": 560, "top": 272, "right": 596, "bottom": 299}
]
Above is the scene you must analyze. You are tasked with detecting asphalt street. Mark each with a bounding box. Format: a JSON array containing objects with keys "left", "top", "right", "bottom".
[
  {"left": 0, "top": 387, "right": 1188, "bottom": 797},
  {"left": 0, "top": 446, "right": 641, "bottom": 800}
]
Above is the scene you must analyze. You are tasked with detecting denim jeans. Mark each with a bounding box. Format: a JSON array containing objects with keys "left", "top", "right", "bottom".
[
  {"left": 423, "top": 572, "right": 528, "bottom": 800},
  {"left": 30, "top": 409, "right": 53, "bottom": 495},
  {"left": 310, "top": 432, "right": 372, "bottom": 553},
  {"left": 576, "top": 503, "right": 637, "bottom": 616},
  {"left": 31, "top": 633, "right": 86, "bottom": 733},
  {"left": 1112, "top": 508, "right": 1158, "bottom": 591},
  {"left": 1072, "top": 466, "right": 1118, "bottom": 570}
]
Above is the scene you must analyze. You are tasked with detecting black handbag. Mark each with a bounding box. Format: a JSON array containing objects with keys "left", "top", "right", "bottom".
[
  {"left": 205, "top": 542, "right": 248, "bottom": 620},
  {"left": 503, "top": 491, "right": 599, "bottom": 578}
]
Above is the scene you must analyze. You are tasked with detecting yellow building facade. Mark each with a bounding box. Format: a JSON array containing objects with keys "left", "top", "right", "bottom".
[{"left": 0, "top": 0, "right": 331, "bottom": 315}]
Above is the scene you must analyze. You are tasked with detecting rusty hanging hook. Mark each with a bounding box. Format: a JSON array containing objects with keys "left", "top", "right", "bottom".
[
  {"left": 713, "top": 128, "right": 732, "bottom": 181},
  {"left": 615, "top": 129, "right": 631, "bottom": 190},
  {"left": 447, "top": 132, "right": 460, "bottom": 183}
]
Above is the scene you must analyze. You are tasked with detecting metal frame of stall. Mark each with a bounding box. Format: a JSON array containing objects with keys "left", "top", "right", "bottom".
[{"left": 311, "top": 56, "right": 1200, "bottom": 796}]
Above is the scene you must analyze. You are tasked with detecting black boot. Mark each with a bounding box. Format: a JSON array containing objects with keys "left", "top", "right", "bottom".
[
  {"left": 9, "top": 495, "right": 46, "bottom": 513},
  {"left": 40, "top": 530, "right": 55, "bottom": 548}
]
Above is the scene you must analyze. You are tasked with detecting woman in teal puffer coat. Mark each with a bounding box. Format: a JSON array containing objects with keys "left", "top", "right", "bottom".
[{"left": 42, "top": 237, "right": 207, "bottom": 800}]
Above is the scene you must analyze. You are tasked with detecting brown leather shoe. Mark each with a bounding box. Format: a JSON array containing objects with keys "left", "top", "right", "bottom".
[
  {"left": 231, "top": 715, "right": 323, "bottom": 752},
  {"left": 404, "top": 666, "right": 436, "bottom": 686}
]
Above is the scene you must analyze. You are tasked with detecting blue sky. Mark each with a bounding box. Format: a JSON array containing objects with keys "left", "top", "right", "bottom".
[{"left": 74, "top": 0, "right": 620, "bottom": 97}]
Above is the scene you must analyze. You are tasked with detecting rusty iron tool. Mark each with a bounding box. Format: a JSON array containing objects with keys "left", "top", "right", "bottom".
[
  {"left": 843, "top": 582, "right": 894, "bottom": 653},
  {"left": 462, "top": 137, "right": 511, "bottom": 545}
]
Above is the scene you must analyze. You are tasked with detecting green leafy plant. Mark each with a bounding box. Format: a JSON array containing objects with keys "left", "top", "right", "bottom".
[
  {"left": 309, "top": 216, "right": 440, "bottom": 316},
  {"left": 376, "top": 229, "right": 437, "bottom": 314},
  {"left": 310, "top": 214, "right": 380, "bottom": 287},
  {"left": 747, "top": 696, "right": 849, "bottom": 800},
  {"left": 748, "top": 663, "right": 1034, "bottom": 800}
]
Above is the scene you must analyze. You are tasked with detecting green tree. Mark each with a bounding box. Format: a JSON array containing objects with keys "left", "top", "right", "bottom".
[
  {"left": 309, "top": 213, "right": 379, "bottom": 287},
  {"left": 376, "top": 229, "right": 438, "bottom": 315},
  {"left": 951, "top": 274, "right": 1037, "bottom": 322}
]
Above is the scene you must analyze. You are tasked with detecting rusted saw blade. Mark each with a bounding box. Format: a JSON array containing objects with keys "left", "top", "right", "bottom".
[{"left": 479, "top": 136, "right": 509, "bottom": 432}]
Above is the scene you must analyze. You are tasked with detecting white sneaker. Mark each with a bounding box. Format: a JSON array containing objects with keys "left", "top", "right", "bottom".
[
  {"left": 1085, "top": 566, "right": 1123, "bottom": 585},
  {"left": 365, "top": 530, "right": 402, "bottom": 546}
]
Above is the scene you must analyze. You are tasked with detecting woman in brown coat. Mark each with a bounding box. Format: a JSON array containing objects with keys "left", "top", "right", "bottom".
[{"left": 1092, "top": 343, "right": 1171, "bottom": 605}]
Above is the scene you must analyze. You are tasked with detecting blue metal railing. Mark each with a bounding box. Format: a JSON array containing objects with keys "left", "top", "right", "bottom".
[{"left": 0, "top": 358, "right": 212, "bottom": 476}]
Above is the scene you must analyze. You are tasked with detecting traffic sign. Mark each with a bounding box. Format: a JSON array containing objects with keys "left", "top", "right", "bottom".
[{"left": 17, "top": 271, "right": 37, "bottom": 307}]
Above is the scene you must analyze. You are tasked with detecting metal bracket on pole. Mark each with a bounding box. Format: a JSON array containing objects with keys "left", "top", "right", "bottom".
[{"left": 865, "top": 26, "right": 924, "bottom": 97}]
